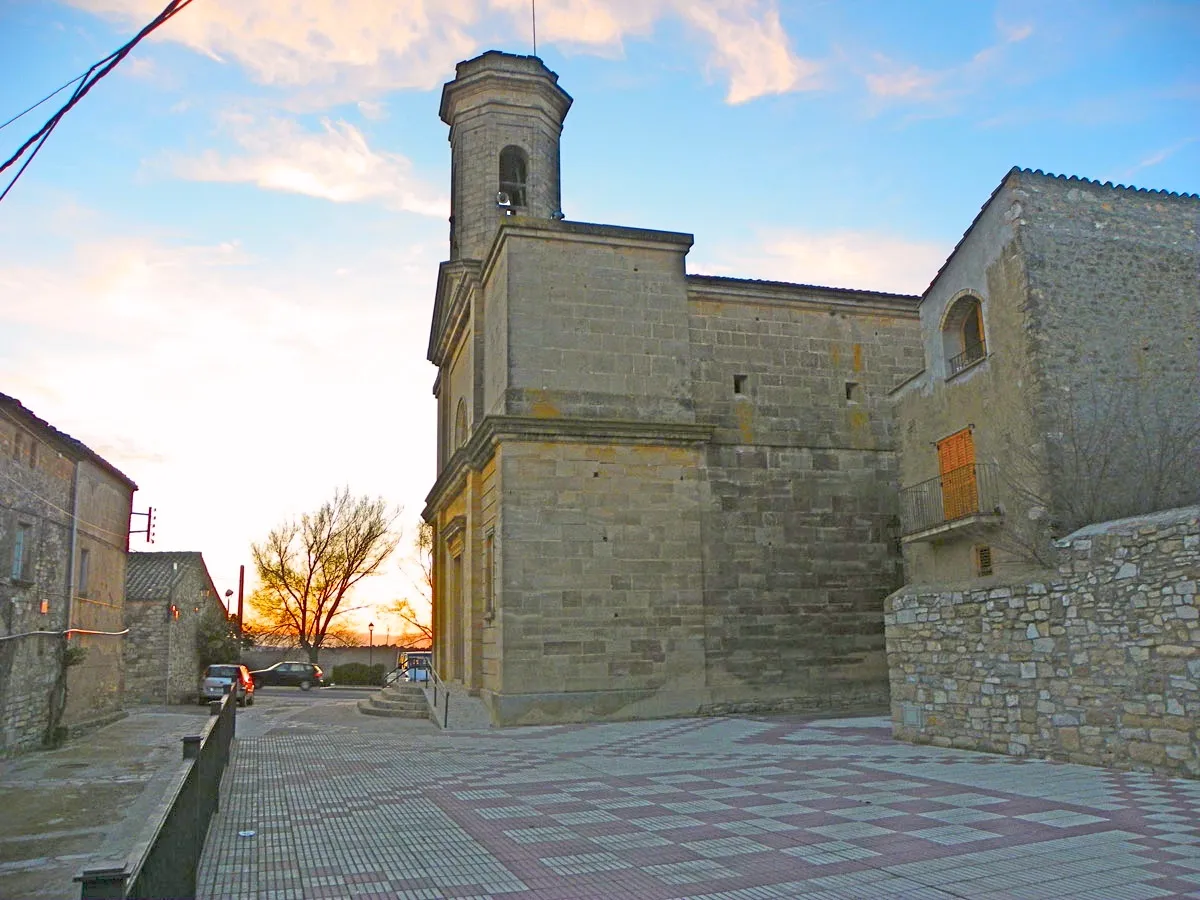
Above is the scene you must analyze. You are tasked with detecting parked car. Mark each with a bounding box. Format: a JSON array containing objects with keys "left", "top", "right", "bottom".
[
  {"left": 200, "top": 664, "right": 255, "bottom": 706},
  {"left": 403, "top": 653, "right": 432, "bottom": 683},
  {"left": 250, "top": 661, "right": 325, "bottom": 690}
]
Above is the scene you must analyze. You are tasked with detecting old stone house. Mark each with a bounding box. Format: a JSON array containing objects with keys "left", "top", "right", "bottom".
[
  {"left": 891, "top": 169, "right": 1200, "bottom": 582},
  {"left": 423, "top": 52, "right": 923, "bottom": 725},
  {"left": 125, "top": 551, "right": 226, "bottom": 704},
  {"left": 0, "top": 392, "right": 137, "bottom": 753},
  {"left": 884, "top": 174, "right": 1199, "bottom": 777}
]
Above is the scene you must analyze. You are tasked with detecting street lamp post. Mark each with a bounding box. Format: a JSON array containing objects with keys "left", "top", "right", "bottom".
[{"left": 368, "top": 622, "right": 374, "bottom": 669}]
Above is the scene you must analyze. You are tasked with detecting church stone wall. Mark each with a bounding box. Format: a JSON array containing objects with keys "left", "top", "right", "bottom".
[
  {"left": 886, "top": 505, "right": 1200, "bottom": 779},
  {"left": 489, "top": 439, "right": 707, "bottom": 724},
  {"left": 482, "top": 252, "right": 508, "bottom": 417},
  {"left": 687, "top": 288, "right": 921, "bottom": 713},
  {"left": 479, "top": 455, "right": 501, "bottom": 686},
  {"left": 498, "top": 222, "right": 696, "bottom": 423}
]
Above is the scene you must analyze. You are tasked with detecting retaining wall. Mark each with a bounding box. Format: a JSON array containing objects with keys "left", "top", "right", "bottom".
[{"left": 886, "top": 506, "right": 1200, "bottom": 778}]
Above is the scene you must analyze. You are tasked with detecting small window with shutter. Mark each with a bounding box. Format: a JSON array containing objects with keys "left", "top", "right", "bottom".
[{"left": 974, "top": 544, "right": 993, "bottom": 577}]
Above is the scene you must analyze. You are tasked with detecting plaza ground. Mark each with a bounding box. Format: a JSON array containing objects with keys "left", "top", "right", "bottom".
[{"left": 200, "top": 694, "right": 1200, "bottom": 899}]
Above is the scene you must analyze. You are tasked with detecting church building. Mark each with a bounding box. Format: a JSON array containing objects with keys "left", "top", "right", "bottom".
[{"left": 423, "top": 52, "right": 923, "bottom": 725}]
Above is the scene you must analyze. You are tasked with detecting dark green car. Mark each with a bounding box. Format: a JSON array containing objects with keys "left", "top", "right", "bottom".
[{"left": 249, "top": 661, "right": 325, "bottom": 690}]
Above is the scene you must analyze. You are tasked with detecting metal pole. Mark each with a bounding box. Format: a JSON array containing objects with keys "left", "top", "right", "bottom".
[{"left": 236, "top": 564, "right": 244, "bottom": 643}]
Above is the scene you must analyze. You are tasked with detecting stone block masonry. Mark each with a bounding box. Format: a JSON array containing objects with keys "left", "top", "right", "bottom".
[{"left": 886, "top": 505, "right": 1200, "bottom": 778}]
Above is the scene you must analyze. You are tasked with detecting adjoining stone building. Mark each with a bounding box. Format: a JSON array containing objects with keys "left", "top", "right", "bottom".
[
  {"left": 0, "top": 392, "right": 137, "bottom": 753},
  {"left": 885, "top": 173, "right": 1199, "bottom": 777},
  {"left": 125, "top": 551, "right": 226, "bottom": 705},
  {"left": 891, "top": 169, "right": 1200, "bottom": 581},
  {"left": 423, "top": 52, "right": 923, "bottom": 726}
]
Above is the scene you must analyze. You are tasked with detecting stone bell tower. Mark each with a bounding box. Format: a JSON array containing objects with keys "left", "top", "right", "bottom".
[{"left": 439, "top": 51, "right": 572, "bottom": 262}]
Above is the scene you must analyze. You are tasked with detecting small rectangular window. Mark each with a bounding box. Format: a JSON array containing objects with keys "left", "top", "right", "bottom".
[
  {"left": 483, "top": 529, "right": 495, "bottom": 621},
  {"left": 845, "top": 381, "right": 863, "bottom": 403},
  {"left": 12, "top": 431, "right": 23, "bottom": 461},
  {"left": 974, "top": 544, "right": 993, "bottom": 577},
  {"left": 733, "top": 374, "right": 747, "bottom": 394},
  {"left": 11, "top": 524, "right": 33, "bottom": 581},
  {"left": 78, "top": 548, "right": 90, "bottom": 598}
]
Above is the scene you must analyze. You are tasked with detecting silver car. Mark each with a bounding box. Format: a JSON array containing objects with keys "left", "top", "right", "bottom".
[{"left": 200, "top": 664, "right": 255, "bottom": 706}]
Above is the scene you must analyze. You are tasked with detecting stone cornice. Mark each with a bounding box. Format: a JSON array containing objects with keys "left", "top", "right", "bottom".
[
  {"left": 428, "top": 260, "right": 481, "bottom": 366},
  {"left": 423, "top": 415, "right": 714, "bottom": 519},
  {"left": 687, "top": 275, "right": 920, "bottom": 318},
  {"left": 482, "top": 218, "right": 694, "bottom": 288},
  {"left": 440, "top": 53, "right": 572, "bottom": 127}
]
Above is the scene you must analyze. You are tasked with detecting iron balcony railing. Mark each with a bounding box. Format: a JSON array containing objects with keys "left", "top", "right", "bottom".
[
  {"left": 947, "top": 340, "right": 986, "bottom": 377},
  {"left": 898, "top": 462, "right": 1002, "bottom": 537}
]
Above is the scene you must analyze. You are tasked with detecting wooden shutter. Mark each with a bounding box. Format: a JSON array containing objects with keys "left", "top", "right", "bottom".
[
  {"left": 974, "top": 545, "right": 993, "bottom": 577},
  {"left": 937, "top": 428, "right": 979, "bottom": 520}
]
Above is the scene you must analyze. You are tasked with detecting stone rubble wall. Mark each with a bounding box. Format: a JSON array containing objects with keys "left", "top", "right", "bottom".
[{"left": 885, "top": 505, "right": 1199, "bottom": 778}]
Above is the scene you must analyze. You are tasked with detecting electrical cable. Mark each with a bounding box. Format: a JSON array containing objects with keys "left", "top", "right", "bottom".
[
  {"left": 0, "top": 73, "right": 87, "bottom": 132},
  {"left": 0, "top": 0, "right": 197, "bottom": 204}
]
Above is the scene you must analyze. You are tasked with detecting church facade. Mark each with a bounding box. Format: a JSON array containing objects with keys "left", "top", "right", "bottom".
[{"left": 423, "top": 52, "right": 923, "bottom": 725}]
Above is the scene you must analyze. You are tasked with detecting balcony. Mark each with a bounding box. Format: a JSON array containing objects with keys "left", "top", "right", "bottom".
[
  {"left": 947, "top": 340, "right": 986, "bottom": 377},
  {"left": 898, "top": 463, "right": 1003, "bottom": 541}
]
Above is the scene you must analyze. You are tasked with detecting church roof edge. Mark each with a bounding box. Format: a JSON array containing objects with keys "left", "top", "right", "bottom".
[{"left": 687, "top": 274, "right": 920, "bottom": 306}]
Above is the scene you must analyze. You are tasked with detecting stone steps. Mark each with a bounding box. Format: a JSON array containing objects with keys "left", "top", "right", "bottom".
[{"left": 356, "top": 682, "right": 431, "bottom": 720}]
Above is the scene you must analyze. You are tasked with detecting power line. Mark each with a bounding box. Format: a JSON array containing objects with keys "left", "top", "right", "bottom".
[
  {"left": 0, "top": 0, "right": 197, "bottom": 205},
  {"left": 0, "top": 73, "right": 87, "bottom": 132}
]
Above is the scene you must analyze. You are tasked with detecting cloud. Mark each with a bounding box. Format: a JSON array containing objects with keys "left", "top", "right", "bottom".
[
  {"left": 693, "top": 227, "right": 949, "bottom": 296},
  {"left": 863, "top": 18, "right": 1034, "bottom": 109},
  {"left": 356, "top": 100, "right": 388, "bottom": 121},
  {"left": 169, "top": 116, "right": 447, "bottom": 215},
  {"left": 121, "top": 55, "right": 159, "bottom": 80},
  {"left": 1120, "top": 136, "right": 1199, "bottom": 182},
  {"left": 71, "top": 0, "right": 479, "bottom": 96},
  {"left": 0, "top": 211, "right": 442, "bottom": 621},
  {"left": 678, "top": 0, "right": 822, "bottom": 103},
  {"left": 71, "top": 0, "right": 819, "bottom": 105},
  {"left": 864, "top": 63, "right": 942, "bottom": 102}
]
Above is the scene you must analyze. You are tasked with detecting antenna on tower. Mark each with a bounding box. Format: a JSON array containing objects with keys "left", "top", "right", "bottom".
[{"left": 532, "top": 0, "right": 538, "bottom": 57}]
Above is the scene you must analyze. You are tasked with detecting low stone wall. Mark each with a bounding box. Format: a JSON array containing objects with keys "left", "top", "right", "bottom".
[{"left": 885, "top": 506, "right": 1199, "bottom": 778}]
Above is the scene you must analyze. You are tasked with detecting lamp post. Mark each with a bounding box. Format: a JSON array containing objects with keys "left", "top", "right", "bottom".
[
  {"left": 224, "top": 589, "right": 239, "bottom": 662},
  {"left": 368, "top": 622, "right": 374, "bottom": 669}
]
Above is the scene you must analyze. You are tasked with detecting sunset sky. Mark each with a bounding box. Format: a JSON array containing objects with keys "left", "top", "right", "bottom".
[{"left": 1, "top": 0, "right": 1197, "bottom": 638}]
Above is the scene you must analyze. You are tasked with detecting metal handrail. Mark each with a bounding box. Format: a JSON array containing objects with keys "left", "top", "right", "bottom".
[
  {"left": 898, "top": 463, "right": 1003, "bottom": 536},
  {"left": 427, "top": 664, "right": 451, "bottom": 729}
]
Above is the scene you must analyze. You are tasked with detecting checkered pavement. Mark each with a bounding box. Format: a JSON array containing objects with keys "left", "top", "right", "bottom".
[{"left": 198, "top": 712, "right": 1200, "bottom": 899}]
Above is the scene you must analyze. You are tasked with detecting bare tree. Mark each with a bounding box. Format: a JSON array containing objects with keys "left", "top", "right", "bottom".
[
  {"left": 998, "top": 368, "right": 1200, "bottom": 567},
  {"left": 384, "top": 521, "right": 433, "bottom": 648},
  {"left": 249, "top": 488, "right": 400, "bottom": 663}
]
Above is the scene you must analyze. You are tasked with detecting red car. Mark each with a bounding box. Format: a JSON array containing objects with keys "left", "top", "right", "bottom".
[{"left": 200, "top": 664, "right": 255, "bottom": 706}]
